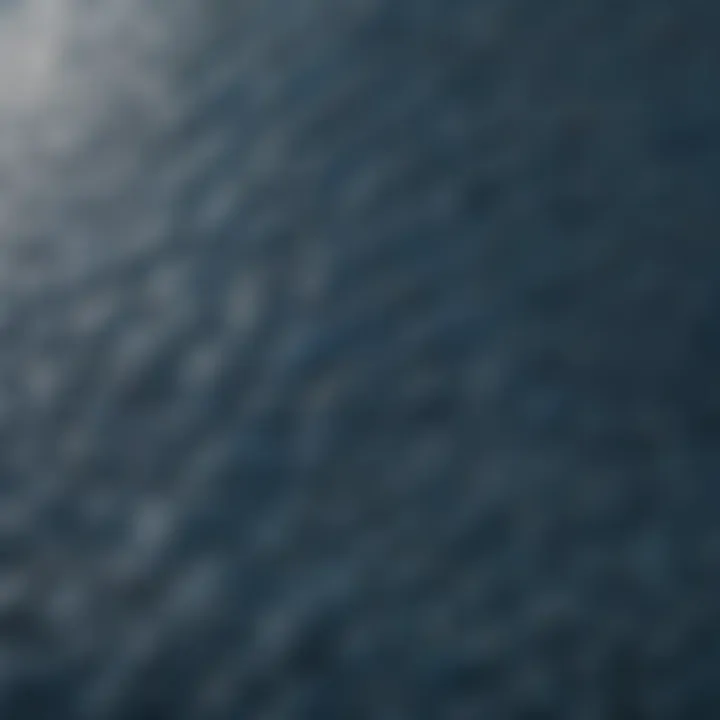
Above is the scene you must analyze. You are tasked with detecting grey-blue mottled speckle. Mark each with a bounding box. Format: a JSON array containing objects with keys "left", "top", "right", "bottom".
[{"left": 0, "top": 0, "right": 719, "bottom": 717}]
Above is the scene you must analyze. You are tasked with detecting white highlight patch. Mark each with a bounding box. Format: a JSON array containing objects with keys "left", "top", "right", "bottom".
[{"left": 0, "top": 0, "right": 71, "bottom": 115}]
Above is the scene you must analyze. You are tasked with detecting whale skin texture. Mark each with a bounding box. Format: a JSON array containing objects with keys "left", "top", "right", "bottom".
[{"left": 0, "top": 0, "right": 719, "bottom": 718}]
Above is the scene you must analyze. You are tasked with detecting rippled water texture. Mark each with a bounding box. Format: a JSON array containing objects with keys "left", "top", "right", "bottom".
[{"left": 1, "top": 1, "right": 720, "bottom": 718}]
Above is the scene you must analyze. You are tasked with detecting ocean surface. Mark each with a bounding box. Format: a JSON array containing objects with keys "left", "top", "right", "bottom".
[{"left": 1, "top": 1, "right": 719, "bottom": 717}]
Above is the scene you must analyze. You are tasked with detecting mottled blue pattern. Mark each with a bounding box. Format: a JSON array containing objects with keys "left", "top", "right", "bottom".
[{"left": 0, "top": 0, "right": 719, "bottom": 717}]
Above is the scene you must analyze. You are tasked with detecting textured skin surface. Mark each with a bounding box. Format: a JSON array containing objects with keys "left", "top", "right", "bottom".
[{"left": 1, "top": 0, "right": 720, "bottom": 717}]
